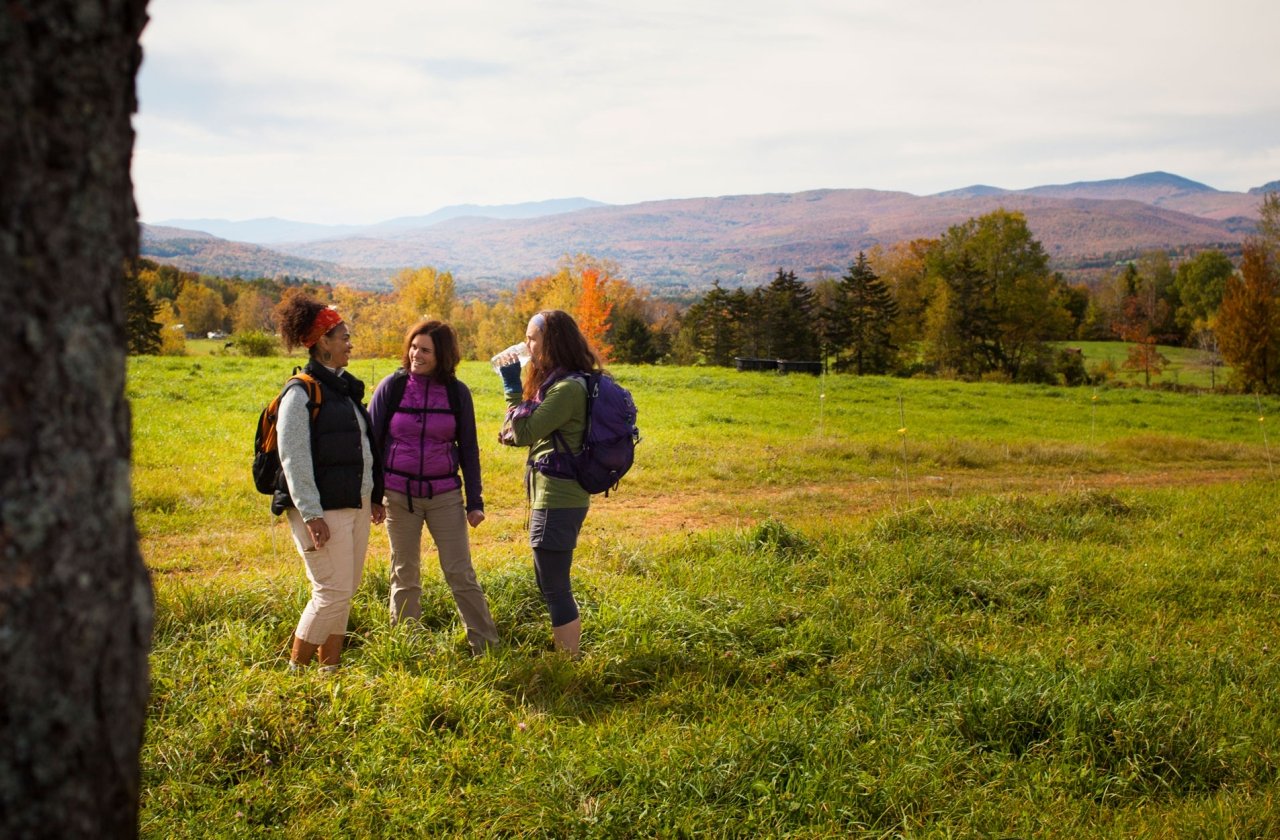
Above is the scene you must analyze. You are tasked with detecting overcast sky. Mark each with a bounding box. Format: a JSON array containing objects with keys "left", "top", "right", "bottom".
[{"left": 134, "top": 0, "right": 1280, "bottom": 225}]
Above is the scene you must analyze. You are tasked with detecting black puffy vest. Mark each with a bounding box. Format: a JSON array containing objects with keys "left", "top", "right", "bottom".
[{"left": 271, "top": 362, "right": 383, "bottom": 516}]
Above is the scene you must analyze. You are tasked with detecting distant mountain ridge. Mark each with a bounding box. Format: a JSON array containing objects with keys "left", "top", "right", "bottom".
[
  {"left": 155, "top": 197, "right": 606, "bottom": 244},
  {"left": 141, "top": 173, "right": 1276, "bottom": 293},
  {"left": 141, "top": 225, "right": 389, "bottom": 287}
]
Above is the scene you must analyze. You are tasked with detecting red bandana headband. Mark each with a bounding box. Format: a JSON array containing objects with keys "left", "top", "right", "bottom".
[{"left": 303, "top": 307, "right": 343, "bottom": 348}]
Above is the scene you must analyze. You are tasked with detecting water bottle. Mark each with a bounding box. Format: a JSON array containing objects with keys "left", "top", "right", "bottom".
[{"left": 490, "top": 341, "right": 531, "bottom": 372}]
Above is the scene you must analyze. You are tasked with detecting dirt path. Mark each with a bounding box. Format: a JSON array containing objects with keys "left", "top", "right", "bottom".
[{"left": 579, "top": 463, "right": 1275, "bottom": 539}]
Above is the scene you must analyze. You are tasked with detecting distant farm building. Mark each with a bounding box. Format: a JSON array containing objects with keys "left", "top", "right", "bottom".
[{"left": 734, "top": 358, "right": 824, "bottom": 375}]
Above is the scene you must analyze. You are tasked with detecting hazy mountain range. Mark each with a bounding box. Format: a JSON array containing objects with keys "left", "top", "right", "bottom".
[{"left": 142, "top": 172, "right": 1277, "bottom": 295}]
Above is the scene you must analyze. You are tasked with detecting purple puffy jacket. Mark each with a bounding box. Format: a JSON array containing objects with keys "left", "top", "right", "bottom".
[{"left": 369, "top": 372, "right": 484, "bottom": 509}]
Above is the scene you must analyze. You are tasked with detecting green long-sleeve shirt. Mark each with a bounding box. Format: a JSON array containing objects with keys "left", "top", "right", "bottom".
[{"left": 505, "top": 377, "right": 590, "bottom": 510}]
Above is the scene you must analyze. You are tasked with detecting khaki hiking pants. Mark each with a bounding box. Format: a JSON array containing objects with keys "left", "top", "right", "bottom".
[
  {"left": 384, "top": 489, "right": 499, "bottom": 655},
  {"left": 287, "top": 502, "right": 370, "bottom": 645}
]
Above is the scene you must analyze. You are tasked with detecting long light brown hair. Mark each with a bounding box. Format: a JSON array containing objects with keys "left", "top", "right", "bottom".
[{"left": 524, "top": 310, "right": 603, "bottom": 400}]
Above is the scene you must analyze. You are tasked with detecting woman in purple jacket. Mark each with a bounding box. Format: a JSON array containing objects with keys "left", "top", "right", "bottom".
[{"left": 369, "top": 319, "right": 498, "bottom": 655}]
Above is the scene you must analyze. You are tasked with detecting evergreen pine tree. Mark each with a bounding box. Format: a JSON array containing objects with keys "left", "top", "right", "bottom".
[
  {"left": 761, "top": 269, "right": 818, "bottom": 360},
  {"left": 125, "top": 269, "right": 162, "bottom": 355},
  {"left": 834, "top": 253, "right": 898, "bottom": 374}
]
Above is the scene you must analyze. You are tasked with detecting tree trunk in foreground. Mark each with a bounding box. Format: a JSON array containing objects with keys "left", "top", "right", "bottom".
[{"left": 1, "top": 2, "right": 153, "bottom": 837}]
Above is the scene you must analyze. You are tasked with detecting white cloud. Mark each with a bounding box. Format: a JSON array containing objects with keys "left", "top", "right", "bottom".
[{"left": 134, "top": 0, "right": 1280, "bottom": 223}]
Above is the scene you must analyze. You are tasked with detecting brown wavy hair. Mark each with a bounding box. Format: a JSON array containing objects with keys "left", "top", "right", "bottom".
[
  {"left": 523, "top": 309, "right": 604, "bottom": 400},
  {"left": 401, "top": 319, "right": 460, "bottom": 381},
  {"left": 275, "top": 294, "right": 333, "bottom": 354}
]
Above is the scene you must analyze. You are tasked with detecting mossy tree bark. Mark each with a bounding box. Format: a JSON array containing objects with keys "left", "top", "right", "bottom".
[{"left": 1, "top": 1, "right": 153, "bottom": 837}]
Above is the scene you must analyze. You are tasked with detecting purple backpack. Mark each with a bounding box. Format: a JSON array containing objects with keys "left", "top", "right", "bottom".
[{"left": 540, "top": 372, "right": 639, "bottom": 495}]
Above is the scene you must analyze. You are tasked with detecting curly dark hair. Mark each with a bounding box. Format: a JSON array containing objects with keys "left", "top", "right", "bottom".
[
  {"left": 401, "top": 319, "right": 460, "bottom": 381},
  {"left": 523, "top": 309, "right": 604, "bottom": 400},
  {"left": 275, "top": 294, "right": 329, "bottom": 353}
]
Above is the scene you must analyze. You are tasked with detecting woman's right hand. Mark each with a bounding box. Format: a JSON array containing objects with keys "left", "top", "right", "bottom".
[{"left": 306, "top": 517, "right": 330, "bottom": 550}]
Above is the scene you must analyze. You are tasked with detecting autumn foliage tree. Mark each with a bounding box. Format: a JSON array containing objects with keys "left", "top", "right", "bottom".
[
  {"left": 1121, "top": 335, "right": 1169, "bottom": 387},
  {"left": 514, "top": 255, "right": 632, "bottom": 360},
  {"left": 1115, "top": 288, "right": 1170, "bottom": 387},
  {"left": 1216, "top": 240, "right": 1280, "bottom": 393},
  {"left": 394, "top": 265, "right": 456, "bottom": 323},
  {"left": 175, "top": 281, "right": 226, "bottom": 335},
  {"left": 870, "top": 238, "right": 935, "bottom": 360},
  {"left": 576, "top": 266, "right": 614, "bottom": 361}
]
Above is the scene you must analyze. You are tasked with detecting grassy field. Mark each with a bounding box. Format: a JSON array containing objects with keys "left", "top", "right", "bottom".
[
  {"left": 132, "top": 357, "right": 1280, "bottom": 837},
  {"left": 187, "top": 335, "right": 1226, "bottom": 389},
  {"left": 1059, "top": 341, "right": 1225, "bottom": 390}
]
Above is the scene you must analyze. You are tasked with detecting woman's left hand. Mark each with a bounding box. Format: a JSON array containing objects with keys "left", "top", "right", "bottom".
[
  {"left": 467, "top": 510, "right": 486, "bottom": 528},
  {"left": 498, "top": 361, "right": 522, "bottom": 394},
  {"left": 371, "top": 503, "right": 386, "bottom": 525}
]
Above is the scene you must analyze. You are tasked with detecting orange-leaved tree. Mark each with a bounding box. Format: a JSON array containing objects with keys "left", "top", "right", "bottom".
[
  {"left": 515, "top": 254, "right": 632, "bottom": 361},
  {"left": 1115, "top": 295, "right": 1169, "bottom": 387},
  {"left": 1217, "top": 240, "right": 1280, "bottom": 393},
  {"left": 576, "top": 266, "right": 614, "bottom": 361}
]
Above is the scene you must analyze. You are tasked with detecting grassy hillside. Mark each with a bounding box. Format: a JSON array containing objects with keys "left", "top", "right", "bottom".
[{"left": 133, "top": 359, "right": 1279, "bottom": 836}]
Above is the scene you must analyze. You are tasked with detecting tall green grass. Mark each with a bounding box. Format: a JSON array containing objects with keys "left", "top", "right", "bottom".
[{"left": 132, "top": 358, "right": 1280, "bottom": 837}]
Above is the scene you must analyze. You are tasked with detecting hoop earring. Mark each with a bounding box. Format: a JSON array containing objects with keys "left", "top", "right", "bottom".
[{"left": 321, "top": 351, "right": 331, "bottom": 363}]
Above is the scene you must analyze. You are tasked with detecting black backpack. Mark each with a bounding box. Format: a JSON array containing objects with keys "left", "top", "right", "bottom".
[{"left": 252, "top": 372, "right": 322, "bottom": 495}]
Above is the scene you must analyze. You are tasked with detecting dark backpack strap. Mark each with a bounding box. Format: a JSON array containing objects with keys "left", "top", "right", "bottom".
[
  {"left": 533, "top": 373, "right": 591, "bottom": 483},
  {"left": 378, "top": 369, "right": 409, "bottom": 448},
  {"left": 445, "top": 377, "right": 461, "bottom": 416},
  {"left": 581, "top": 372, "right": 599, "bottom": 440}
]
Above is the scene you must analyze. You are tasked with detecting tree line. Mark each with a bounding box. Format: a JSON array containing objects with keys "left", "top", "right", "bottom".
[
  {"left": 125, "top": 254, "right": 678, "bottom": 364},
  {"left": 676, "top": 200, "right": 1280, "bottom": 392},
  {"left": 679, "top": 209, "right": 1081, "bottom": 382},
  {"left": 127, "top": 199, "right": 1280, "bottom": 392}
]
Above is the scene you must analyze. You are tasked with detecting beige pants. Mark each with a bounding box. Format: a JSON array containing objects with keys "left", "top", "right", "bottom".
[
  {"left": 384, "top": 489, "right": 499, "bottom": 654},
  {"left": 287, "top": 503, "right": 370, "bottom": 645}
]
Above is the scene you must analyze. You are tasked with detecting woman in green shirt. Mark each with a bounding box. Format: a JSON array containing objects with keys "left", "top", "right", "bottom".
[{"left": 496, "top": 310, "right": 600, "bottom": 656}]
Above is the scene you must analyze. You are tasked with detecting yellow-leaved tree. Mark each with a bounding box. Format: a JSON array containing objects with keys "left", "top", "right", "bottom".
[
  {"left": 175, "top": 282, "right": 226, "bottom": 335},
  {"left": 331, "top": 285, "right": 402, "bottom": 359},
  {"left": 394, "top": 266, "right": 456, "bottom": 324}
]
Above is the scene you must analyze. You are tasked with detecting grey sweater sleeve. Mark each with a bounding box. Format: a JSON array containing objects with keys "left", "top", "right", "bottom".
[{"left": 277, "top": 384, "right": 323, "bottom": 521}]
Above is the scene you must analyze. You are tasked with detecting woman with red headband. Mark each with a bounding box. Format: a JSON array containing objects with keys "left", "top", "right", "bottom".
[{"left": 272, "top": 294, "right": 385, "bottom": 672}]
